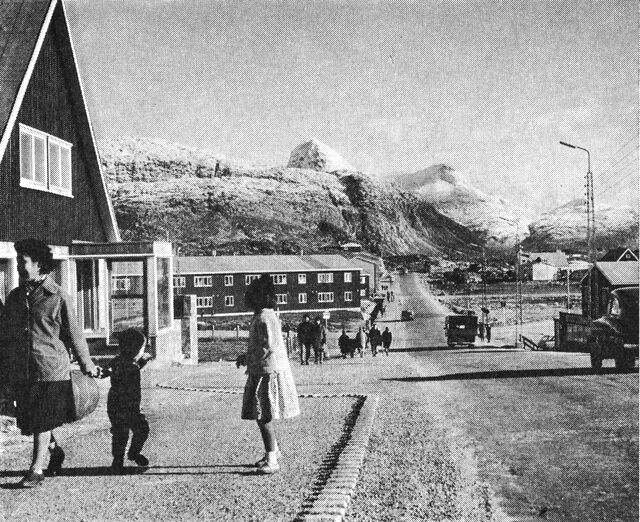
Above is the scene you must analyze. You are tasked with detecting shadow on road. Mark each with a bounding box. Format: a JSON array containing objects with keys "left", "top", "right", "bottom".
[
  {"left": 0, "top": 464, "right": 260, "bottom": 484},
  {"left": 390, "top": 346, "right": 519, "bottom": 353},
  {"left": 382, "top": 367, "right": 638, "bottom": 382}
]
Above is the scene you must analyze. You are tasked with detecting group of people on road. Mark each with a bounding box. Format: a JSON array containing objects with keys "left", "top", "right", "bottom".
[
  {"left": 296, "top": 314, "right": 328, "bottom": 365},
  {"left": 368, "top": 324, "right": 393, "bottom": 356}
]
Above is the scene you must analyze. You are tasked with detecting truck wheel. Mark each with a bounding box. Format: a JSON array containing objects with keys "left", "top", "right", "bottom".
[
  {"left": 615, "top": 352, "right": 633, "bottom": 370},
  {"left": 589, "top": 344, "right": 603, "bottom": 369}
]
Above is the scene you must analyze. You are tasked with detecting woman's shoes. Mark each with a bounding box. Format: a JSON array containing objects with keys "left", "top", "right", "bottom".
[
  {"left": 18, "top": 470, "right": 44, "bottom": 488},
  {"left": 255, "top": 462, "right": 280, "bottom": 475},
  {"left": 45, "top": 445, "right": 65, "bottom": 477},
  {"left": 254, "top": 450, "right": 281, "bottom": 467}
]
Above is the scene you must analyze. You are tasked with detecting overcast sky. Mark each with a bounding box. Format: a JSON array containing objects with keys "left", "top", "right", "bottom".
[{"left": 66, "top": 0, "right": 638, "bottom": 216}]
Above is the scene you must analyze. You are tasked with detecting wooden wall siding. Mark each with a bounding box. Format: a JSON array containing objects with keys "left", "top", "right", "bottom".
[
  {"left": 180, "top": 270, "right": 362, "bottom": 316},
  {"left": 0, "top": 10, "right": 107, "bottom": 245}
]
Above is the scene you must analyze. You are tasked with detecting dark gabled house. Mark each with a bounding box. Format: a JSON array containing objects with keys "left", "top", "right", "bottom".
[
  {"left": 598, "top": 248, "right": 639, "bottom": 262},
  {"left": 581, "top": 261, "right": 639, "bottom": 319},
  {"left": 0, "top": 0, "right": 179, "bottom": 361}
]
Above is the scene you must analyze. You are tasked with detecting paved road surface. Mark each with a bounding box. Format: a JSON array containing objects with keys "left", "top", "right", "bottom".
[{"left": 387, "top": 273, "right": 639, "bottom": 521}]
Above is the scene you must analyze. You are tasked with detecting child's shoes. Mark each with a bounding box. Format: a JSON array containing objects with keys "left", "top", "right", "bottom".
[{"left": 128, "top": 453, "right": 149, "bottom": 467}]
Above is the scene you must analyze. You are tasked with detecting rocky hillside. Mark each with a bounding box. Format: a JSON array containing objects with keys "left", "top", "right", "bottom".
[
  {"left": 100, "top": 138, "right": 480, "bottom": 256},
  {"left": 523, "top": 199, "right": 639, "bottom": 252},
  {"left": 394, "top": 164, "right": 530, "bottom": 248}
]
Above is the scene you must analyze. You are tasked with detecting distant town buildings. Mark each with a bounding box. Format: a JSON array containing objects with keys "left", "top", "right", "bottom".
[{"left": 520, "top": 250, "right": 569, "bottom": 281}]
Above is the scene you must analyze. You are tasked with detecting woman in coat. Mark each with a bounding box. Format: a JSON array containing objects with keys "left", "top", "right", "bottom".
[{"left": 0, "top": 239, "right": 98, "bottom": 487}]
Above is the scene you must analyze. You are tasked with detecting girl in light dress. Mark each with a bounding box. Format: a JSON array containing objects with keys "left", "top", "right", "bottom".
[{"left": 237, "top": 274, "right": 300, "bottom": 474}]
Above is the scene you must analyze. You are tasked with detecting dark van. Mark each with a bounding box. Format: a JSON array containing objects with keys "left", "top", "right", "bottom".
[{"left": 588, "top": 286, "right": 639, "bottom": 369}]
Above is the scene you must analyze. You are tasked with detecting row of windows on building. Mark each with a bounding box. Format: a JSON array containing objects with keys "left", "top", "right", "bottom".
[
  {"left": 195, "top": 291, "right": 358, "bottom": 309},
  {"left": 173, "top": 272, "right": 361, "bottom": 289}
]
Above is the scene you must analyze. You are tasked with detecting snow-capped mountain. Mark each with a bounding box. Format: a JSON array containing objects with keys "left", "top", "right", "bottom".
[
  {"left": 287, "top": 139, "right": 355, "bottom": 172},
  {"left": 99, "top": 138, "right": 478, "bottom": 256},
  {"left": 394, "top": 164, "right": 530, "bottom": 248},
  {"left": 523, "top": 198, "right": 639, "bottom": 252}
]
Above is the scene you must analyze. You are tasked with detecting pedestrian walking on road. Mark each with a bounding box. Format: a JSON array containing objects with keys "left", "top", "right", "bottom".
[
  {"left": 237, "top": 275, "right": 300, "bottom": 475},
  {"left": 338, "top": 329, "right": 350, "bottom": 359},
  {"left": 369, "top": 324, "right": 381, "bottom": 356},
  {"left": 296, "top": 314, "right": 314, "bottom": 365},
  {"left": 0, "top": 239, "right": 99, "bottom": 487},
  {"left": 100, "top": 328, "right": 151, "bottom": 473},
  {"left": 478, "top": 322, "right": 485, "bottom": 342},
  {"left": 355, "top": 327, "right": 364, "bottom": 358},
  {"left": 485, "top": 322, "right": 492, "bottom": 343},
  {"left": 312, "top": 317, "right": 326, "bottom": 364},
  {"left": 381, "top": 327, "right": 392, "bottom": 356}
]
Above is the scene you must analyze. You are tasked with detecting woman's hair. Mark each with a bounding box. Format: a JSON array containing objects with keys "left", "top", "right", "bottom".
[
  {"left": 244, "top": 273, "right": 276, "bottom": 311},
  {"left": 14, "top": 238, "right": 55, "bottom": 274}
]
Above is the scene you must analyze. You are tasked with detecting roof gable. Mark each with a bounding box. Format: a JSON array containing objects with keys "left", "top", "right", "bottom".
[
  {"left": 0, "top": 0, "right": 119, "bottom": 241},
  {"left": 595, "top": 261, "right": 639, "bottom": 286},
  {"left": 599, "top": 248, "right": 639, "bottom": 262}
]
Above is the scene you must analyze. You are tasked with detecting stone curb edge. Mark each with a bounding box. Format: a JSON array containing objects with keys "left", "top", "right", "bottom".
[{"left": 156, "top": 380, "right": 380, "bottom": 522}]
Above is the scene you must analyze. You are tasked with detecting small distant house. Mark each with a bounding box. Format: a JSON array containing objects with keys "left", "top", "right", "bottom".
[
  {"left": 581, "top": 261, "right": 639, "bottom": 319},
  {"left": 174, "top": 254, "right": 363, "bottom": 317},
  {"left": 520, "top": 250, "right": 568, "bottom": 281},
  {"left": 0, "top": 0, "right": 179, "bottom": 361}
]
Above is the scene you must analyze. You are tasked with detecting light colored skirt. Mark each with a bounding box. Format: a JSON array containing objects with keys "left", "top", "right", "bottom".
[{"left": 241, "top": 369, "right": 300, "bottom": 421}]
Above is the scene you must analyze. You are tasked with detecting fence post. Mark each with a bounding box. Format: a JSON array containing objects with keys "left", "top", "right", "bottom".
[{"left": 181, "top": 295, "right": 198, "bottom": 365}]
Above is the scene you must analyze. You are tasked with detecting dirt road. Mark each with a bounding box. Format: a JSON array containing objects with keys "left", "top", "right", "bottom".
[{"left": 387, "top": 273, "right": 639, "bottom": 521}]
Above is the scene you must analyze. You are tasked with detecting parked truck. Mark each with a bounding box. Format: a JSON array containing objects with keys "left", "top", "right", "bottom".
[{"left": 587, "top": 286, "right": 639, "bottom": 370}]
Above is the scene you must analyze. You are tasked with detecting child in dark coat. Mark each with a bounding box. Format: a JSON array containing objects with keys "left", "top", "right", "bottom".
[{"left": 100, "top": 328, "right": 151, "bottom": 473}]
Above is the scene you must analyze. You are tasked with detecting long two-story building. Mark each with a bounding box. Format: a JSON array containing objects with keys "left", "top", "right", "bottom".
[{"left": 174, "top": 254, "right": 365, "bottom": 317}]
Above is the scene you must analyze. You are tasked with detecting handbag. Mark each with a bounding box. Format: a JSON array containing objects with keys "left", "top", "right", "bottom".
[{"left": 69, "top": 370, "right": 100, "bottom": 421}]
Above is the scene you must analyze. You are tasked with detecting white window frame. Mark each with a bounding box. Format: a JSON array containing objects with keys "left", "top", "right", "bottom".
[
  {"left": 19, "top": 124, "right": 73, "bottom": 197},
  {"left": 344, "top": 291, "right": 353, "bottom": 302},
  {"left": 360, "top": 288, "right": 366, "bottom": 297},
  {"left": 360, "top": 276, "right": 366, "bottom": 285},
  {"left": 224, "top": 295, "right": 235, "bottom": 307},
  {"left": 245, "top": 274, "right": 260, "bottom": 285},
  {"left": 298, "top": 273, "right": 307, "bottom": 284},
  {"left": 224, "top": 275, "right": 234, "bottom": 286},
  {"left": 113, "top": 277, "right": 131, "bottom": 291},
  {"left": 344, "top": 272, "right": 352, "bottom": 283},
  {"left": 197, "top": 296, "right": 213, "bottom": 308},
  {"left": 173, "top": 276, "right": 186, "bottom": 288},
  {"left": 194, "top": 275, "right": 212, "bottom": 287},
  {"left": 276, "top": 293, "right": 287, "bottom": 305},
  {"left": 298, "top": 292, "right": 307, "bottom": 304},
  {"left": 318, "top": 272, "right": 334, "bottom": 284},
  {"left": 318, "top": 292, "right": 334, "bottom": 303},
  {"left": 272, "top": 274, "right": 287, "bottom": 285}
]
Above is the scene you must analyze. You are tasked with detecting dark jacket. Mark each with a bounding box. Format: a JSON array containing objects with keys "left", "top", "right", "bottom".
[
  {"left": 382, "top": 330, "right": 392, "bottom": 347},
  {"left": 103, "top": 355, "right": 149, "bottom": 415},
  {"left": 312, "top": 323, "right": 326, "bottom": 347},
  {"left": 297, "top": 320, "right": 314, "bottom": 344},
  {"left": 338, "top": 333, "right": 350, "bottom": 353},
  {"left": 0, "top": 276, "right": 94, "bottom": 383},
  {"left": 369, "top": 327, "right": 381, "bottom": 346}
]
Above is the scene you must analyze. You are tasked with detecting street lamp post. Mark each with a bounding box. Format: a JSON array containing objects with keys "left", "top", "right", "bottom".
[{"left": 559, "top": 141, "right": 594, "bottom": 317}]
